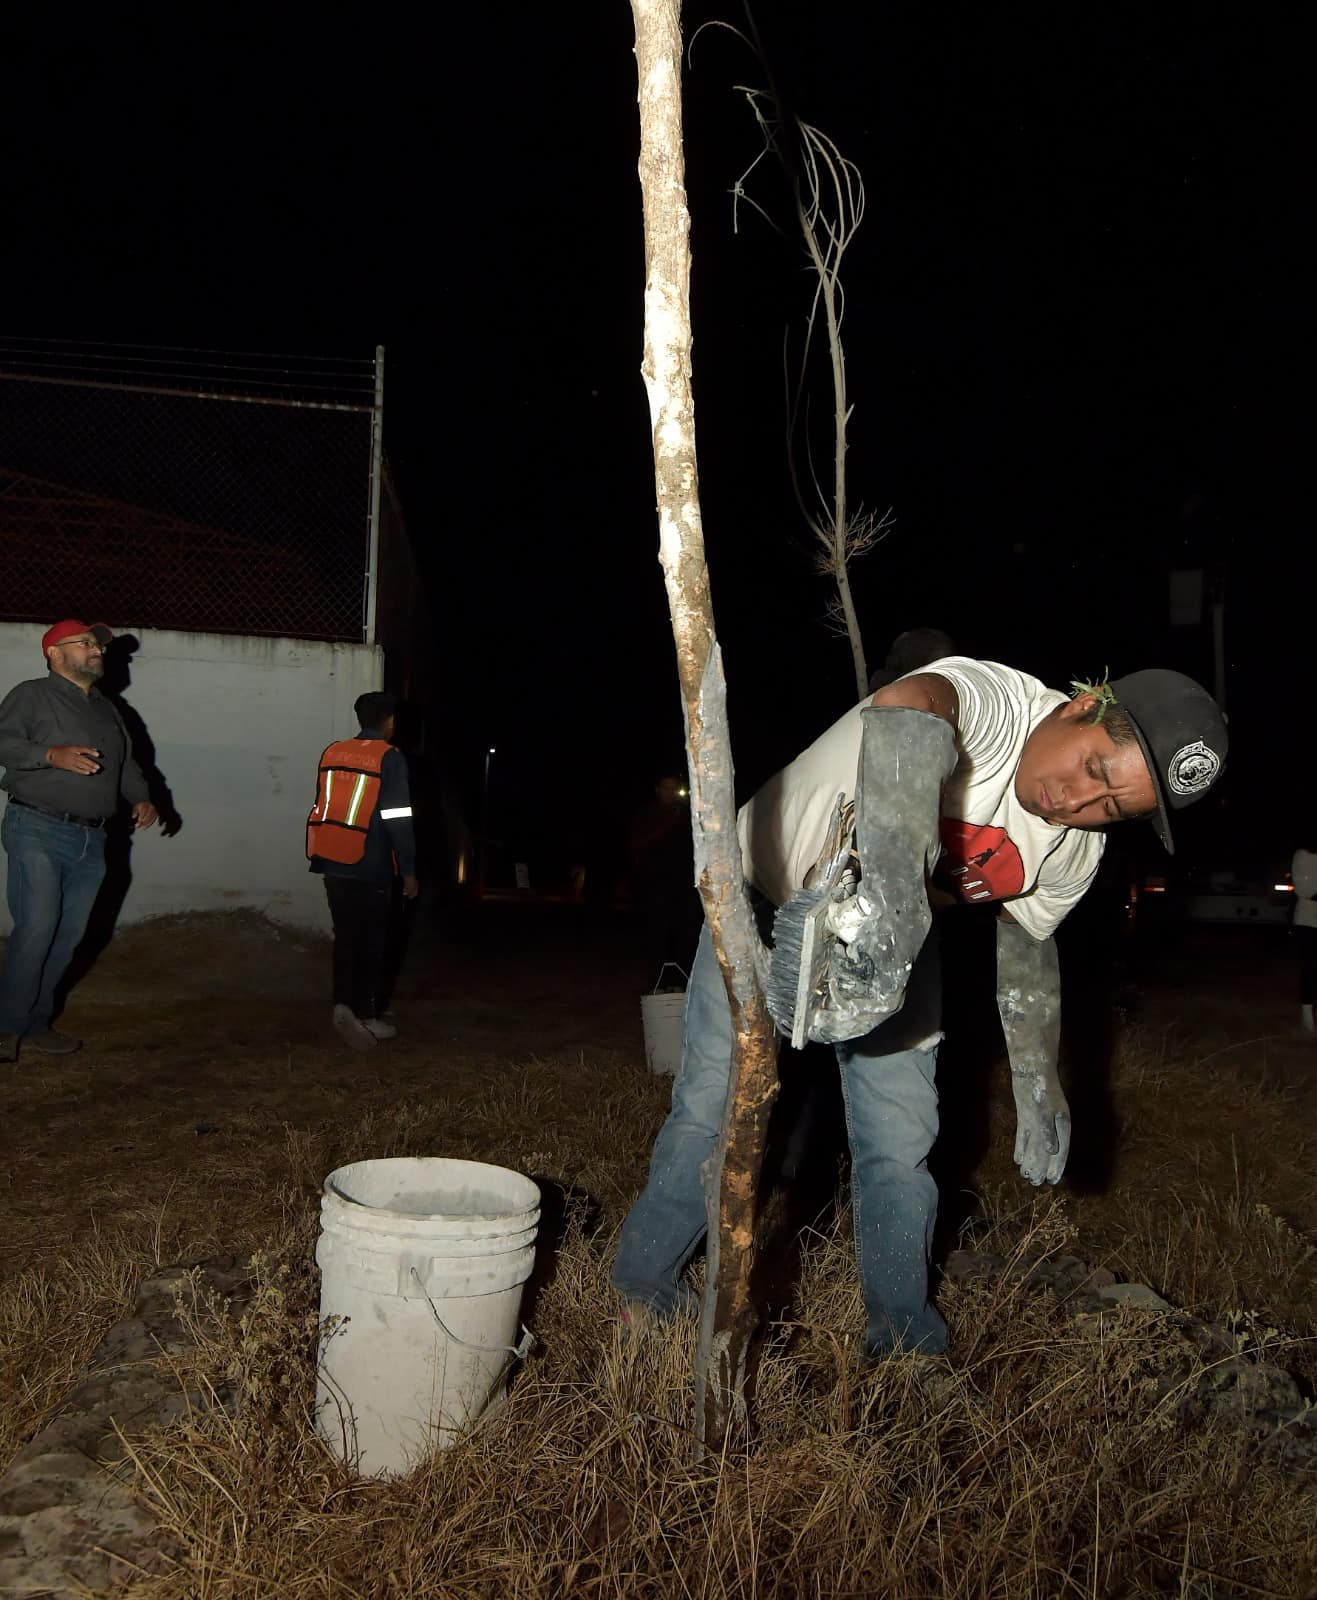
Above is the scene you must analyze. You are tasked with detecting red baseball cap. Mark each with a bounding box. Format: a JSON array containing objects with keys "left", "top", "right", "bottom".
[{"left": 41, "top": 619, "right": 113, "bottom": 658}]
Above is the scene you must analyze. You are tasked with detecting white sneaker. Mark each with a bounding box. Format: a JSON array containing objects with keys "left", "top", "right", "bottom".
[
  {"left": 362, "top": 1017, "right": 398, "bottom": 1040},
  {"left": 332, "top": 1004, "right": 377, "bottom": 1051}
]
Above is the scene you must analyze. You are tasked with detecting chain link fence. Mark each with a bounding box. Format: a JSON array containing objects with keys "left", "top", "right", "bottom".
[{"left": 0, "top": 340, "right": 380, "bottom": 641}]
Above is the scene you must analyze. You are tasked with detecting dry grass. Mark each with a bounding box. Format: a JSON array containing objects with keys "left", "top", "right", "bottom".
[
  {"left": 54, "top": 1196, "right": 1317, "bottom": 1599},
  {"left": 2, "top": 913, "right": 1315, "bottom": 1596},
  {"left": 1040, "top": 1021, "right": 1316, "bottom": 1389},
  {"left": 0, "top": 1231, "right": 146, "bottom": 1469}
]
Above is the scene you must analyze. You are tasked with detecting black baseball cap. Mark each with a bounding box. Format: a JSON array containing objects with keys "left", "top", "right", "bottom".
[{"left": 1109, "top": 670, "right": 1227, "bottom": 854}]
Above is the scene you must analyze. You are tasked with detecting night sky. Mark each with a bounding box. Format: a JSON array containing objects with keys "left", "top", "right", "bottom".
[{"left": 3, "top": 7, "right": 1310, "bottom": 877}]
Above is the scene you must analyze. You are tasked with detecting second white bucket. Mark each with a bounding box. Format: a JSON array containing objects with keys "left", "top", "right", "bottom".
[
  {"left": 641, "top": 989, "right": 685, "bottom": 1076},
  {"left": 315, "top": 1156, "right": 541, "bottom": 1477}
]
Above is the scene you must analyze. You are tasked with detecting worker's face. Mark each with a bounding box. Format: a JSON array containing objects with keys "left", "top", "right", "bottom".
[
  {"left": 49, "top": 634, "right": 105, "bottom": 683},
  {"left": 1015, "top": 695, "right": 1156, "bottom": 830}
]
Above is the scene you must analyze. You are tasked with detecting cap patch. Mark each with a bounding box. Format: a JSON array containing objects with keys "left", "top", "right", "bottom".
[{"left": 1167, "top": 739, "right": 1220, "bottom": 796}]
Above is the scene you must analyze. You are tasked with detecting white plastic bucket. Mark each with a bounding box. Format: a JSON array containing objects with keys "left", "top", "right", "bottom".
[
  {"left": 641, "top": 989, "right": 685, "bottom": 1076},
  {"left": 315, "top": 1156, "right": 541, "bottom": 1476}
]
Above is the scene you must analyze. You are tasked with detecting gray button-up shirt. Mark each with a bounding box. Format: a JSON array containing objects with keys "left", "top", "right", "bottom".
[{"left": 0, "top": 673, "right": 150, "bottom": 818}]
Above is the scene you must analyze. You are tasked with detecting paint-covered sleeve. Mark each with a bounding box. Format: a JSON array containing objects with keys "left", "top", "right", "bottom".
[
  {"left": 995, "top": 916, "right": 1069, "bottom": 1185},
  {"left": 379, "top": 749, "right": 417, "bottom": 878}
]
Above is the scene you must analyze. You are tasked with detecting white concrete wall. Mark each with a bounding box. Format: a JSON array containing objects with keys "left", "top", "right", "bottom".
[{"left": 0, "top": 626, "right": 383, "bottom": 933}]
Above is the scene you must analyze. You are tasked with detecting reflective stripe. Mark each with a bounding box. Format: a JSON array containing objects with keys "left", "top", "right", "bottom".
[
  {"left": 309, "top": 739, "right": 391, "bottom": 866},
  {"left": 379, "top": 806, "right": 413, "bottom": 819},
  {"left": 345, "top": 772, "right": 370, "bottom": 827}
]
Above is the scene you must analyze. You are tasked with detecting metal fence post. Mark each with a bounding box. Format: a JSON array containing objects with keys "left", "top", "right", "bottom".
[{"left": 363, "top": 344, "right": 386, "bottom": 645}]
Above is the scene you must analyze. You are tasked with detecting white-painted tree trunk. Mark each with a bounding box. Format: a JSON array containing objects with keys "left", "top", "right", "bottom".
[{"left": 630, "top": 0, "right": 781, "bottom": 1449}]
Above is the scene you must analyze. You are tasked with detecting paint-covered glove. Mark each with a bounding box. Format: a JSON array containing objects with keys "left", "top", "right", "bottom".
[
  {"left": 995, "top": 916, "right": 1069, "bottom": 1186},
  {"left": 808, "top": 708, "right": 956, "bottom": 1045}
]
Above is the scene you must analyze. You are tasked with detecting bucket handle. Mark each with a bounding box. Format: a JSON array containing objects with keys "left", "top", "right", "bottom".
[
  {"left": 651, "top": 962, "right": 689, "bottom": 994},
  {"left": 410, "top": 1267, "right": 535, "bottom": 1433},
  {"left": 410, "top": 1265, "right": 537, "bottom": 1367}
]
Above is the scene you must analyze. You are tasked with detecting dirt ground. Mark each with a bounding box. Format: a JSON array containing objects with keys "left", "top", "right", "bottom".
[
  {"left": 3, "top": 899, "right": 1315, "bottom": 1597},
  {"left": 3, "top": 897, "right": 1315, "bottom": 1342},
  {"left": 0, "top": 900, "right": 663, "bottom": 1283}
]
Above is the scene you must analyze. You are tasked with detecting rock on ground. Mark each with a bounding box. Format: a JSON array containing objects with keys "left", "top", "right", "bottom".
[{"left": 0, "top": 1257, "right": 252, "bottom": 1599}]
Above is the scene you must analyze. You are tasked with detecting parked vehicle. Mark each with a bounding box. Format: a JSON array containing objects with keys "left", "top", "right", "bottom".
[
  {"left": 1180, "top": 859, "right": 1296, "bottom": 926},
  {"left": 1120, "top": 852, "right": 1295, "bottom": 932}
]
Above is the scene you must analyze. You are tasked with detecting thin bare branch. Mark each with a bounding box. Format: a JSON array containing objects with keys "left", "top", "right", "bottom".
[{"left": 722, "top": 39, "right": 881, "bottom": 696}]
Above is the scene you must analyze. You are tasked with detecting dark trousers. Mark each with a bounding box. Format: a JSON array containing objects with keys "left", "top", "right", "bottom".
[
  {"left": 638, "top": 882, "right": 702, "bottom": 991},
  {"left": 1297, "top": 925, "right": 1317, "bottom": 1006},
  {"left": 323, "top": 875, "right": 394, "bottom": 1019}
]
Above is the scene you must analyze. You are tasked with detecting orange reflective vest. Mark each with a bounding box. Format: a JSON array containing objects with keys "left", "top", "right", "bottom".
[{"left": 306, "top": 738, "right": 391, "bottom": 866}]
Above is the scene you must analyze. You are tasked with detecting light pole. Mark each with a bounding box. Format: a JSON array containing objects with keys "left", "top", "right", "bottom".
[{"left": 478, "top": 748, "right": 495, "bottom": 895}]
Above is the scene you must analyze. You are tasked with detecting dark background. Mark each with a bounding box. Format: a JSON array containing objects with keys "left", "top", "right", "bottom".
[{"left": 2, "top": 6, "right": 1310, "bottom": 884}]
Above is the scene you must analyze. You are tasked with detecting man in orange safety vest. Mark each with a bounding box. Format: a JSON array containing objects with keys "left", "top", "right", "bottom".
[{"left": 307, "top": 690, "right": 418, "bottom": 1049}]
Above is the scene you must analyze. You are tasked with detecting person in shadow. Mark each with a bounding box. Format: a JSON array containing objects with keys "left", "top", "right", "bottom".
[
  {"left": 1291, "top": 837, "right": 1317, "bottom": 1036},
  {"left": 868, "top": 628, "right": 957, "bottom": 695},
  {"left": 60, "top": 632, "right": 183, "bottom": 997},
  {"left": 627, "top": 774, "right": 701, "bottom": 992}
]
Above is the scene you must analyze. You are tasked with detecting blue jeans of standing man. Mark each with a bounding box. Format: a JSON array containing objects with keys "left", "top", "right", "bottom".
[
  {"left": 612, "top": 919, "right": 946, "bottom": 1356},
  {"left": 0, "top": 804, "right": 107, "bottom": 1037}
]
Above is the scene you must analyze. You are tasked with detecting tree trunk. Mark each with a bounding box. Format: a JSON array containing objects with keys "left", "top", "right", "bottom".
[
  {"left": 630, "top": 0, "right": 781, "bottom": 1449},
  {"left": 834, "top": 554, "right": 868, "bottom": 701}
]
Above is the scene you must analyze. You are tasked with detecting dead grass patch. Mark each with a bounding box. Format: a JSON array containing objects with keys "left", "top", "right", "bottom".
[
  {"left": 2, "top": 914, "right": 1314, "bottom": 1595},
  {"left": 80, "top": 1202, "right": 1317, "bottom": 1598}
]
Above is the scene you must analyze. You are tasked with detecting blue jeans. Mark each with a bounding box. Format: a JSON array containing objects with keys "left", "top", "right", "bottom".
[
  {"left": 612, "top": 920, "right": 946, "bottom": 1356},
  {"left": 0, "top": 804, "right": 108, "bottom": 1036}
]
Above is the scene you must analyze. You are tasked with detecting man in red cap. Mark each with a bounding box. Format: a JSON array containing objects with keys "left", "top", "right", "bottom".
[{"left": 0, "top": 620, "right": 160, "bottom": 1061}]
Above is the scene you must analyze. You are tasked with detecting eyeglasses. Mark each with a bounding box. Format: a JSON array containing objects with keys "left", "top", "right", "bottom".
[{"left": 59, "top": 637, "right": 103, "bottom": 651}]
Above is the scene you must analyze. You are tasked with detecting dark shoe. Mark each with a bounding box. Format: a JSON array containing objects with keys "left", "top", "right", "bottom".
[
  {"left": 0, "top": 1032, "right": 18, "bottom": 1063},
  {"left": 332, "top": 1004, "right": 377, "bottom": 1052},
  {"left": 23, "top": 1028, "right": 82, "bottom": 1055}
]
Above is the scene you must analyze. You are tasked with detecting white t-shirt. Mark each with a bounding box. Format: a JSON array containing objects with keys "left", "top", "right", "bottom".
[
  {"left": 1293, "top": 849, "right": 1317, "bottom": 930},
  {"left": 736, "top": 657, "right": 1105, "bottom": 942}
]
